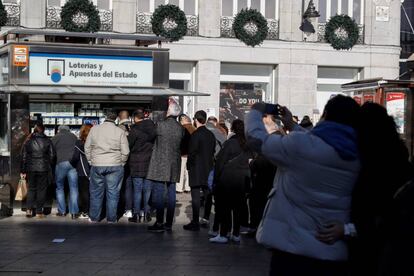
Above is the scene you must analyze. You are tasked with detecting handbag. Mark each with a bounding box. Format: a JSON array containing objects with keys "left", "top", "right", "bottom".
[
  {"left": 218, "top": 151, "right": 251, "bottom": 191},
  {"left": 15, "top": 177, "right": 28, "bottom": 201}
]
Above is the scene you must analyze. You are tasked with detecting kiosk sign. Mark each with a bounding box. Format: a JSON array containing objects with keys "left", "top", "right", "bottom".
[
  {"left": 29, "top": 53, "right": 153, "bottom": 87},
  {"left": 13, "top": 45, "right": 29, "bottom": 67}
]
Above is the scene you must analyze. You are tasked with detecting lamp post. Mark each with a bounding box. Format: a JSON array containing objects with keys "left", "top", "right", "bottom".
[{"left": 300, "top": 0, "right": 320, "bottom": 40}]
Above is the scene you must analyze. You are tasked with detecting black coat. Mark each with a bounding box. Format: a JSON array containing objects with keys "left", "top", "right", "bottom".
[
  {"left": 214, "top": 135, "right": 252, "bottom": 191},
  {"left": 21, "top": 132, "right": 55, "bottom": 173},
  {"left": 128, "top": 119, "right": 156, "bottom": 178},
  {"left": 70, "top": 140, "right": 90, "bottom": 177},
  {"left": 187, "top": 126, "right": 216, "bottom": 188}
]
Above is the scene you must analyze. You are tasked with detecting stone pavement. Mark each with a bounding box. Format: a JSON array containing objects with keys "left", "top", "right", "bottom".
[{"left": 0, "top": 194, "right": 271, "bottom": 276}]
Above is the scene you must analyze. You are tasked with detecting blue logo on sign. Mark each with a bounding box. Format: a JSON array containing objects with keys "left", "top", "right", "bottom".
[{"left": 51, "top": 69, "right": 62, "bottom": 83}]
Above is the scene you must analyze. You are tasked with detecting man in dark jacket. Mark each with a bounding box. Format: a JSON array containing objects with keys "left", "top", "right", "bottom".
[
  {"left": 21, "top": 122, "right": 55, "bottom": 218},
  {"left": 183, "top": 110, "right": 216, "bottom": 231},
  {"left": 51, "top": 125, "right": 78, "bottom": 217},
  {"left": 146, "top": 101, "right": 184, "bottom": 232},
  {"left": 127, "top": 109, "right": 156, "bottom": 223}
]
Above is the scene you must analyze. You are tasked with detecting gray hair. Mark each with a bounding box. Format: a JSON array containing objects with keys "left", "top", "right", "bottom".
[
  {"left": 105, "top": 109, "right": 118, "bottom": 121},
  {"left": 58, "top": 125, "right": 70, "bottom": 132},
  {"left": 167, "top": 101, "right": 181, "bottom": 117}
]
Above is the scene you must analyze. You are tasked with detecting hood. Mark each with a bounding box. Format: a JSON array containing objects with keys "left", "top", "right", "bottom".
[{"left": 311, "top": 121, "right": 358, "bottom": 161}]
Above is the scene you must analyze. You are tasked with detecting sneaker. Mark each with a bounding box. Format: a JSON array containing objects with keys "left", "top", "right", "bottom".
[
  {"left": 200, "top": 218, "right": 209, "bottom": 228},
  {"left": 240, "top": 226, "right": 251, "bottom": 235},
  {"left": 88, "top": 218, "right": 99, "bottom": 223},
  {"left": 128, "top": 215, "right": 138, "bottom": 223},
  {"left": 183, "top": 222, "right": 200, "bottom": 231},
  {"left": 79, "top": 213, "right": 89, "bottom": 219},
  {"left": 209, "top": 235, "right": 229, "bottom": 244},
  {"left": 26, "top": 209, "right": 33, "bottom": 218},
  {"left": 148, "top": 223, "right": 165, "bottom": 233},
  {"left": 208, "top": 230, "right": 218, "bottom": 237},
  {"left": 145, "top": 212, "right": 152, "bottom": 223},
  {"left": 231, "top": 235, "right": 241, "bottom": 243},
  {"left": 164, "top": 224, "right": 172, "bottom": 232},
  {"left": 56, "top": 212, "right": 66, "bottom": 217},
  {"left": 123, "top": 210, "right": 133, "bottom": 218}
]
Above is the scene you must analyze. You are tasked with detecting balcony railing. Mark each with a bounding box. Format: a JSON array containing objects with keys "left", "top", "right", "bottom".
[
  {"left": 46, "top": 6, "right": 113, "bottom": 32},
  {"left": 220, "top": 16, "right": 279, "bottom": 40},
  {"left": 317, "top": 23, "right": 364, "bottom": 44},
  {"left": 4, "top": 3, "right": 20, "bottom": 27},
  {"left": 136, "top": 12, "right": 199, "bottom": 37}
]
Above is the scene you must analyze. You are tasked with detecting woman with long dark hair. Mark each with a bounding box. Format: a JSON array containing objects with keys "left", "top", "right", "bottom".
[
  {"left": 318, "top": 102, "right": 414, "bottom": 275},
  {"left": 70, "top": 124, "right": 93, "bottom": 219},
  {"left": 209, "top": 119, "right": 252, "bottom": 244},
  {"left": 21, "top": 122, "right": 55, "bottom": 218}
]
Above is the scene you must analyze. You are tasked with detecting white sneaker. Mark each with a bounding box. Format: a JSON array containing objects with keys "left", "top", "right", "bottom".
[
  {"left": 123, "top": 210, "right": 133, "bottom": 218},
  {"left": 209, "top": 235, "right": 229, "bottom": 244},
  {"left": 240, "top": 226, "right": 251, "bottom": 234},
  {"left": 231, "top": 235, "right": 241, "bottom": 243},
  {"left": 200, "top": 218, "right": 209, "bottom": 226},
  {"left": 79, "top": 213, "right": 89, "bottom": 219},
  {"left": 208, "top": 230, "right": 218, "bottom": 237}
]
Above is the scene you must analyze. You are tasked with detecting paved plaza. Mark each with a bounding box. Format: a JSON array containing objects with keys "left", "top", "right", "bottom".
[{"left": 0, "top": 194, "right": 270, "bottom": 276}]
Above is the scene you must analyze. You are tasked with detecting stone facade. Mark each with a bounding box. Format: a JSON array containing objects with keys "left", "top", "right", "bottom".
[{"left": 12, "top": 0, "right": 402, "bottom": 117}]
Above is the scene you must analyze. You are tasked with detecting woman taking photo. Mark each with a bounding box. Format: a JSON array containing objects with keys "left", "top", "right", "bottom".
[
  {"left": 70, "top": 124, "right": 93, "bottom": 219},
  {"left": 21, "top": 122, "right": 55, "bottom": 218}
]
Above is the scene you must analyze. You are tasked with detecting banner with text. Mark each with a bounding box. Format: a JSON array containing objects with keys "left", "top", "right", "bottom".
[{"left": 29, "top": 53, "right": 153, "bottom": 87}]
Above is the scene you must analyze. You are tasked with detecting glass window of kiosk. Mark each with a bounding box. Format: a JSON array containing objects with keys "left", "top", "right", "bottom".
[{"left": 0, "top": 101, "right": 8, "bottom": 153}]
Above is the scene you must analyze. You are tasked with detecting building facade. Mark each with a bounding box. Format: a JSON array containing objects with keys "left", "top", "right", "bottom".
[{"left": 2, "top": 0, "right": 402, "bottom": 121}]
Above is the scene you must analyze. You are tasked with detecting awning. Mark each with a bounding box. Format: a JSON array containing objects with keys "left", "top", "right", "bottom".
[{"left": 0, "top": 85, "right": 210, "bottom": 96}]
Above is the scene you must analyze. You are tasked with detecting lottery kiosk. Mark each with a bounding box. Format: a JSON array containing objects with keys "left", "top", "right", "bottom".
[{"left": 0, "top": 29, "right": 208, "bottom": 215}]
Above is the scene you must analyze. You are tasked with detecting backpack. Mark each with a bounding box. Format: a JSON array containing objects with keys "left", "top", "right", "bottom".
[{"left": 218, "top": 151, "right": 251, "bottom": 191}]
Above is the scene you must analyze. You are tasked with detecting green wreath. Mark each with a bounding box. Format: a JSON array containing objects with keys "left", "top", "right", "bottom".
[
  {"left": 0, "top": 1, "right": 8, "bottom": 28},
  {"left": 60, "top": 0, "right": 101, "bottom": 33},
  {"left": 324, "top": 14, "right": 359, "bottom": 50},
  {"left": 151, "top": 4, "right": 187, "bottom": 42},
  {"left": 233, "top": 8, "right": 268, "bottom": 47}
]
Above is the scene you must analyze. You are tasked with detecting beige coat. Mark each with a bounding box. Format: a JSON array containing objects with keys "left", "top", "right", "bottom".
[{"left": 85, "top": 121, "right": 130, "bottom": 167}]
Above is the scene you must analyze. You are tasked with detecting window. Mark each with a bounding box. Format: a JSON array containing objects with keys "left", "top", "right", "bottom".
[
  {"left": 318, "top": 0, "right": 364, "bottom": 24},
  {"left": 142, "top": 0, "right": 197, "bottom": 15},
  {"left": 47, "top": 0, "right": 61, "bottom": 6},
  {"left": 97, "top": 0, "right": 110, "bottom": 9},
  {"left": 48, "top": 0, "right": 112, "bottom": 9},
  {"left": 221, "top": 0, "right": 278, "bottom": 19}
]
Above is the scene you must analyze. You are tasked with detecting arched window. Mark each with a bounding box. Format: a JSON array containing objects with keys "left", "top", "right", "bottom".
[
  {"left": 47, "top": 0, "right": 112, "bottom": 9},
  {"left": 137, "top": 0, "right": 198, "bottom": 15},
  {"left": 318, "top": 0, "right": 364, "bottom": 24},
  {"left": 221, "top": 0, "right": 279, "bottom": 19}
]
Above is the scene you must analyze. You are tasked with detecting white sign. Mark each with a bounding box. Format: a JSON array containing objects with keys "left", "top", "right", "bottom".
[
  {"left": 376, "top": 6, "right": 390, "bottom": 22},
  {"left": 386, "top": 92, "right": 405, "bottom": 134},
  {"left": 29, "top": 53, "right": 153, "bottom": 87}
]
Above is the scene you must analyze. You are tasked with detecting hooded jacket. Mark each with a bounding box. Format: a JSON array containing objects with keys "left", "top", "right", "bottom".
[{"left": 246, "top": 109, "right": 360, "bottom": 261}]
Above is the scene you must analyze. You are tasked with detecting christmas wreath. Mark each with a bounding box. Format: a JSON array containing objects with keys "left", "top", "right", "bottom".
[
  {"left": 232, "top": 9, "right": 268, "bottom": 47},
  {"left": 151, "top": 4, "right": 187, "bottom": 42},
  {"left": 0, "top": 1, "right": 8, "bottom": 28},
  {"left": 60, "top": 0, "right": 101, "bottom": 33},
  {"left": 324, "top": 14, "right": 359, "bottom": 50}
]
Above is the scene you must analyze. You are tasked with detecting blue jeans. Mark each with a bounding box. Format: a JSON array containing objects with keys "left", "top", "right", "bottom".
[
  {"left": 152, "top": 181, "right": 176, "bottom": 226},
  {"left": 132, "top": 177, "right": 152, "bottom": 215},
  {"left": 55, "top": 161, "right": 79, "bottom": 215},
  {"left": 89, "top": 166, "right": 124, "bottom": 222}
]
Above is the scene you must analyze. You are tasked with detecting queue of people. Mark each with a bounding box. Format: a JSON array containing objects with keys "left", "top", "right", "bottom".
[{"left": 19, "top": 95, "right": 414, "bottom": 276}]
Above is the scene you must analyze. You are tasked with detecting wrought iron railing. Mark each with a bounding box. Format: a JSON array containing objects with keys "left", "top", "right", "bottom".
[
  {"left": 46, "top": 6, "right": 113, "bottom": 32},
  {"left": 317, "top": 23, "right": 364, "bottom": 44},
  {"left": 4, "top": 3, "right": 20, "bottom": 27},
  {"left": 136, "top": 12, "right": 199, "bottom": 36},
  {"left": 220, "top": 16, "right": 279, "bottom": 40}
]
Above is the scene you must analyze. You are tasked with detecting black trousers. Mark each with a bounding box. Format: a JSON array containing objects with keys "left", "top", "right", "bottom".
[
  {"left": 27, "top": 172, "right": 49, "bottom": 213},
  {"left": 269, "top": 249, "right": 348, "bottom": 276},
  {"left": 190, "top": 186, "right": 209, "bottom": 223},
  {"left": 217, "top": 189, "right": 244, "bottom": 237},
  {"left": 203, "top": 191, "right": 213, "bottom": 220},
  {"left": 78, "top": 176, "right": 90, "bottom": 214}
]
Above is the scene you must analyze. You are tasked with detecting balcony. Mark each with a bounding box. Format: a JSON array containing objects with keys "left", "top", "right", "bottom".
[
  {"left": 220, "top": 16, "right": 279, "bottom": 40},
  {"left": 317, "top": 23, "right": 365, "bottom": 45},
  {"left": 46, "top": 6, "right": 113, "bottom": 32},
  {"left": 4, "top": 3, "right": 20, "bottom": 27},
  {"left": 136, "top": 12, "right": 198, "bottom": 37}
]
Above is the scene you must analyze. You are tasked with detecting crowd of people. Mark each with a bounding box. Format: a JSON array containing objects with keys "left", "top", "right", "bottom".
[{"left": 19, "top": 95, "right": 414, "bottom": 275}]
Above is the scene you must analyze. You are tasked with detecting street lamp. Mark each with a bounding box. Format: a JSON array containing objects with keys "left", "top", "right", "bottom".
[{"left": 300, "top": 0, "right": 320, "bottom": 36}]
